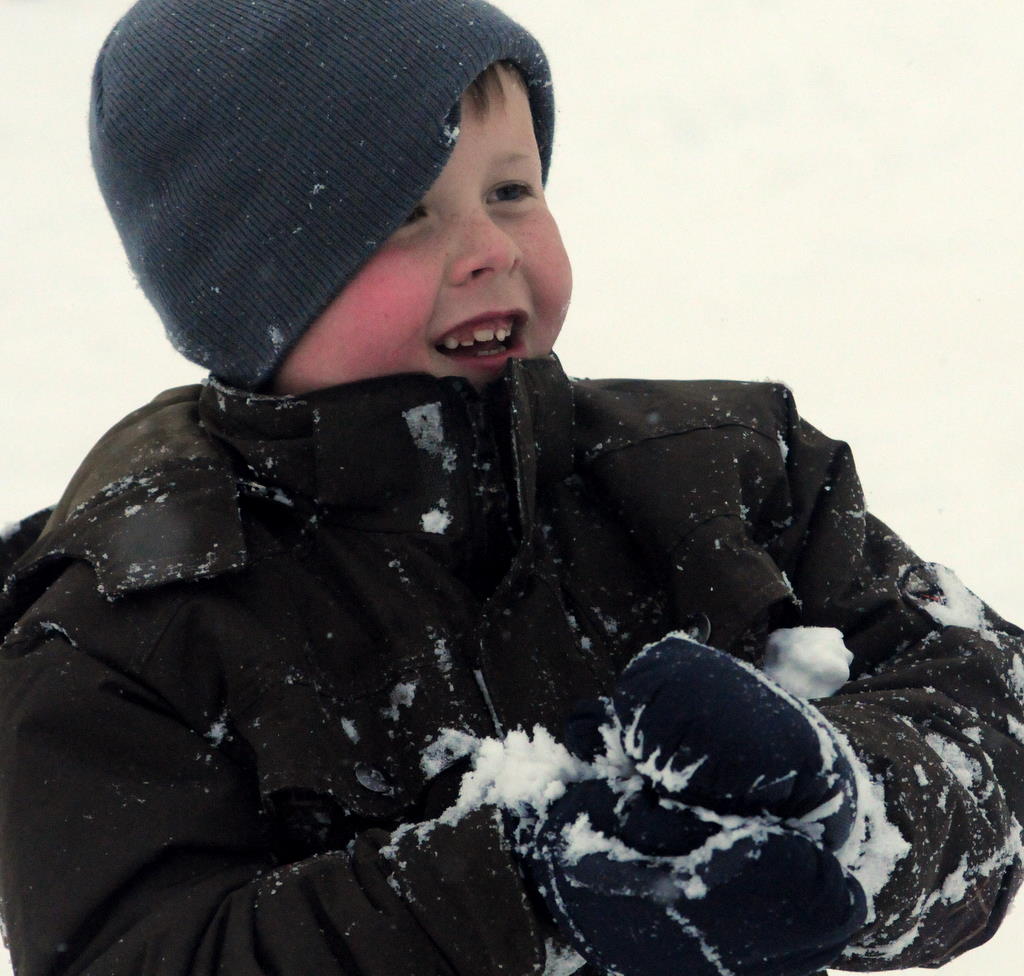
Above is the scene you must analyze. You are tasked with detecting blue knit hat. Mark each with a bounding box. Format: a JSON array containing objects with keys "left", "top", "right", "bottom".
[{"left": 90, "top": 0, "right": 554, "bottom": 388}]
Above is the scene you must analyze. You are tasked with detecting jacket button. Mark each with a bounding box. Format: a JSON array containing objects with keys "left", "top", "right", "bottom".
[
  {"left": 681, "top": 612, "right": 712, "bottom": 645},
  {"left": 901, "top": 565, "right": 945, "bottom": 605},
  {"left": 354, "top": 763, "right": 395, "bottom": 795}
]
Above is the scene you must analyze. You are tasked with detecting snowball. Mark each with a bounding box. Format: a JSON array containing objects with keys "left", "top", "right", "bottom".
[
  {"left": 443, "top": 725, "right": 594, "bottom": 823},
  {"left": 763, "top": 627, "right": 853, "bottom": 699}
]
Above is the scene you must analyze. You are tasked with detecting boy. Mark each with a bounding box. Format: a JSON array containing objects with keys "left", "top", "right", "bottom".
[{"left": 0, "top": 1, "right": 1021, "bottom": 974}]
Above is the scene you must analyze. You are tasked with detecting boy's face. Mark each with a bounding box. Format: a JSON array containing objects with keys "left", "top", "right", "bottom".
[{"left": 272, "top": 68, "right": 572, "bottom": 394}]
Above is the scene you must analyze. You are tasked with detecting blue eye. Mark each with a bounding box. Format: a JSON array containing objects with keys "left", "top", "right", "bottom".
[{"left": 493, "top": 182, "right": 531, "bottom": 203}]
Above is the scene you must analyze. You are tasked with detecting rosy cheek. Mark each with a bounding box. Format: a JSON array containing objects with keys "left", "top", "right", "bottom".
[
  {"left": 530, "top": 219, "right": 573, "bottom": 317},
  {"left": 339, "top": 247, "right": 436, "bottom": 335}
]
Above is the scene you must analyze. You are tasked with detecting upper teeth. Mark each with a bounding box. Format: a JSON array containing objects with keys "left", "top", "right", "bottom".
[{"left": 441, "top": 322, "right": 512, "bottom": 350}]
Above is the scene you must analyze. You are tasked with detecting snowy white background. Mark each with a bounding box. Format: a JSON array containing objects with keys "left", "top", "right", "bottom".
[{"left": 1, "top": 0, "right": 1021, "bottom": 973}]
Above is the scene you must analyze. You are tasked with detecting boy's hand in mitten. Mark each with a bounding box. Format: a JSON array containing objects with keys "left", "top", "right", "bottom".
[
  {"left": 567, "top": 635, "right": 860, "bottom": 849},
  {"left": 516, "top": 636, "right": 867, "bottom": 976}
]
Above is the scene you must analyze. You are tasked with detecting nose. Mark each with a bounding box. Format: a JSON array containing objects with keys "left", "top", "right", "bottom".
[{"left": 445, "top": 212, "right": 521, "bottom": 285}]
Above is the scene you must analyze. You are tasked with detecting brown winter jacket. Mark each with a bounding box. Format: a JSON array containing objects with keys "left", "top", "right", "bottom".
[{"left": 0, "top": 355, "right": 1021, "bottom": 975}]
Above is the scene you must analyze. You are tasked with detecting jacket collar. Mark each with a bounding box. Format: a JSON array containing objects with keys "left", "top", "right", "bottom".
[{"left": 199, "top": 355, "right": 575, "bottom": 539}]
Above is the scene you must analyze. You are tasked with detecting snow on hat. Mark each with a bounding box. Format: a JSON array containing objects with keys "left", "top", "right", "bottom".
[{"left": 89, "top": 0, "right": 554, "bottom": 389}]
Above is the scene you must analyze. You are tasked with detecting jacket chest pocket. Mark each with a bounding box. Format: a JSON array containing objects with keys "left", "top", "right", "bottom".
[
  {"left": 669, "top": 514, "right": 800, "bottom": 656},
  {"left": 233, "top": 646, "right": 490, "bottom": 842}
]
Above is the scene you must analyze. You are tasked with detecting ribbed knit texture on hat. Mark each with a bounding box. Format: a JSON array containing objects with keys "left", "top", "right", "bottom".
[{"left": 89, "top": 0, "right": 554, "bottom": 388}]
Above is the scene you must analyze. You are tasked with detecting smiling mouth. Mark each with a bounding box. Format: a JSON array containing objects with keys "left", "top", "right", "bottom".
[{"left": 435, "top": 315, "right": 520, "bottom": 358}]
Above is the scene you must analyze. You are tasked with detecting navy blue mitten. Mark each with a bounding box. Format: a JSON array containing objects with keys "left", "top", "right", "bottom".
[
  {"left": 518, "top": 636, "right": 867, "bottom": 976},
  {"left": 566, "top": 635, "right": 860, "bottom": 849}
]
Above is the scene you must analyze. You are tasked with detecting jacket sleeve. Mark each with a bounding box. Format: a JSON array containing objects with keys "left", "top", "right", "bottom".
[
  {"left": 773, "top": 393, "right": 1024, "bottom": 970},
  {"left": 0, "top": 601, "right": 552, "bottom": 976}
]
